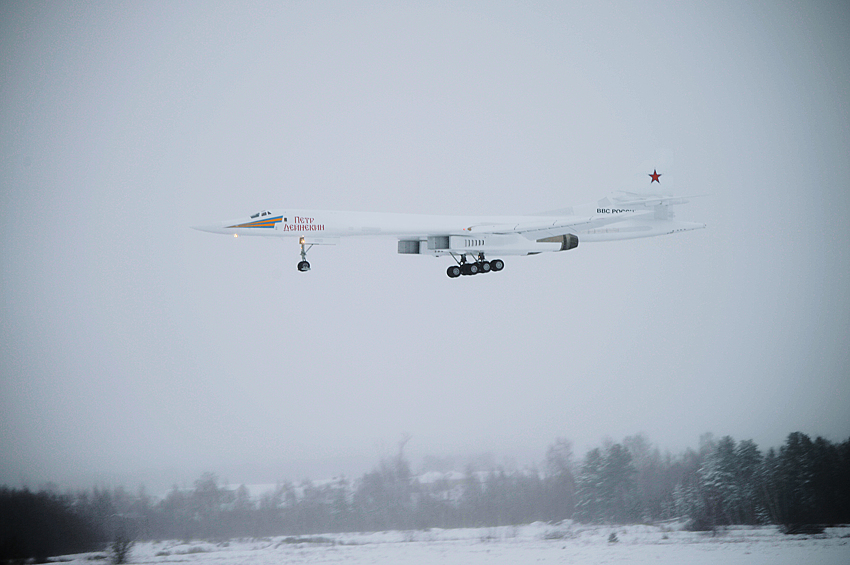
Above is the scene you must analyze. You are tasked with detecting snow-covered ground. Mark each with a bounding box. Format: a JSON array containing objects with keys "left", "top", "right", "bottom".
[{"left": 59, "top": 522, "right": 850, "bottom": 565}]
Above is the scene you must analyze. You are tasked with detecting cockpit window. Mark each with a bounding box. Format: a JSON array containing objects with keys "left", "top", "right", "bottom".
[{"left": 250, "top": 210, "right": 271, "bottom": 219}]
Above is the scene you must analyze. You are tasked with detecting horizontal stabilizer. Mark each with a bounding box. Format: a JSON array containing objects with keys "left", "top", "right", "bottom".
[{"left": 610, "top": 192, "right": 706, "bottom": 208}]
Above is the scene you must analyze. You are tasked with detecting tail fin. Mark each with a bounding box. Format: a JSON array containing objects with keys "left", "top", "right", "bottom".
[{"left": 609, "top": 165, "right": 701, "bottom": 220}]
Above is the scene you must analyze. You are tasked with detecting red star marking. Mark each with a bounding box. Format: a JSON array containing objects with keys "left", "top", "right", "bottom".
[{"left": 649, "top": 169, "right": 662, "bottom": 183}]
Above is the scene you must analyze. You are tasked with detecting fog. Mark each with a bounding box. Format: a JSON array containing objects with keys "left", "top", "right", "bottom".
[{"left": 2, "top": 1, "right": 848, "bottom": 492}]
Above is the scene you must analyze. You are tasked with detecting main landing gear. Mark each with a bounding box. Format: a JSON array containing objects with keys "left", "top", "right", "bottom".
[
  {"left": 297, "top": 238, "right": 312, "bottom": 272},
  {"left": 446, "top": 254, "right": 504, "bottom": 278}
]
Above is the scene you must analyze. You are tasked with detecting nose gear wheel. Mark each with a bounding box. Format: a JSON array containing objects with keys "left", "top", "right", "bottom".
[{"left": 296, "top": 238, "right": 312, "bottom": 272}]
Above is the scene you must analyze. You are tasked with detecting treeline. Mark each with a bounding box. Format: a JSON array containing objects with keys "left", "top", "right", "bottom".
[
  {"left": 2, "top": 431, "right": 849, "bottom": 560},
  {"left": 571, "top": 432, "right": 850, "bottom": 528},
  {"left": 0, "top": 488, "right": 103, "bottom": 561}
]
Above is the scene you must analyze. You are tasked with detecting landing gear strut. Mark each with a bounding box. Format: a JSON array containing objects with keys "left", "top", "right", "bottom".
[
  {"left": 446, "top": 253, "right": 504, "bottom": 278},
  {"left": 297, "top": 238, "right": 312, "bottom": 272}
]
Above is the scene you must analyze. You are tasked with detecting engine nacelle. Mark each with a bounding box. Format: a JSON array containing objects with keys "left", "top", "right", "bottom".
[{"left": 398, "top": 233, "right": 579, "bottom": 256}]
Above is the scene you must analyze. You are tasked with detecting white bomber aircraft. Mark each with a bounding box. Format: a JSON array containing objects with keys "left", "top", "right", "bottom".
[{"left": 192, "top": 171, "right": 704, "bottom": 278}]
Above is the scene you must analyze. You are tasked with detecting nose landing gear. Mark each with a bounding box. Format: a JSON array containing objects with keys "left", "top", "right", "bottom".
[{"left": 297, "top": 238, "right": 312, "bottom": 272}]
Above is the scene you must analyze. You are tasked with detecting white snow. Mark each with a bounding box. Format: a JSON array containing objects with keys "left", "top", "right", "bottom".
[{"left": 58, "top": 522, "right": 850, "bottom": 565}]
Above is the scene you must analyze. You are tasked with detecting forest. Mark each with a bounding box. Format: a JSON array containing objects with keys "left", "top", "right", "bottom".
[{"left": 2, "top": 431, "right": 848, "bottom": 560}]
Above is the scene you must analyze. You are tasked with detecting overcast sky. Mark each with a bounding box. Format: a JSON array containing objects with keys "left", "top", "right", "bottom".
[{"left": 2, "top": 1, "right": 848, "bottom": 492}]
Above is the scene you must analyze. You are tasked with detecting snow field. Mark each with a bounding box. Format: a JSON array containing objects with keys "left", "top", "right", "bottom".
[{"left": 62, "top": 523, "right": 850, "bottom": 565}]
